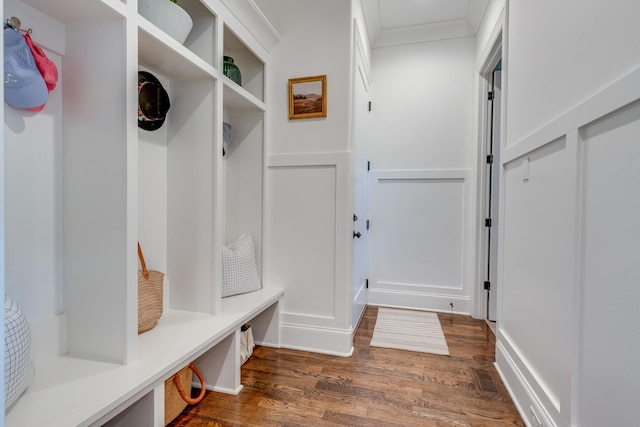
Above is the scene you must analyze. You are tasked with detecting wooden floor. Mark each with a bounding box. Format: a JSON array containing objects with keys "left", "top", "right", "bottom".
[{"left": 168, "top": 306, "right": 524, "bottom": 426}]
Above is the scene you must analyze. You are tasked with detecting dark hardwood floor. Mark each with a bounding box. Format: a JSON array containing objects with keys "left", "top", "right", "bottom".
[{"left": 168, "top": 306, "right": 524, "bottom": 426}]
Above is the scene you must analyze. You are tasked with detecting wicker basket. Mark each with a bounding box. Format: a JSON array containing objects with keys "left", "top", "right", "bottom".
[
  {"left": 138, "top": 242, "right": 164, "bottom": 333},
  {"left": 164, "top": 363, "right": 206, "bottom": 425}
]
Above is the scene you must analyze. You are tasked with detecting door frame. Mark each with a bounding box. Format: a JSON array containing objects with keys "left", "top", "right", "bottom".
[
  {"left": 485, "top": 61, "right": 502, "bottom": 322},
  {"left": 473, "top": 15, "right": 505, "bottom": 321},
  {"left": 349, "top": 20, "right": 372, "bottom": 331}
]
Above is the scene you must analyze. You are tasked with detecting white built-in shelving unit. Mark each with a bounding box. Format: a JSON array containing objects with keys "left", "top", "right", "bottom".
[{"left": 3, "top": 0, "right": 281, "bottom": 425}]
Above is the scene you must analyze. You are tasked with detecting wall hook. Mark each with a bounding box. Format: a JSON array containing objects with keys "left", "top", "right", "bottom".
[
  {"left": 7, "top": 16, "right": 21, "bottom": 30},
  {"left": 6, "top": 16, "right": 32, "bottom": 34}
]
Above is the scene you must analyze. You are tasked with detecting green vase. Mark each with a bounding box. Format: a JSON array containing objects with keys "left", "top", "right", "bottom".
[{"left": 223, "top": 56, "right": 242, "bottom": 86}]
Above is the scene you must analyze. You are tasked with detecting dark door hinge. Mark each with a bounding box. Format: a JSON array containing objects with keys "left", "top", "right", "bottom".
[
  {"left": 484, "top": 281, "right": 491, "bottom": 290},
  {"left": 486, "top": 154, "right": 494, "bottom": 164},
  {"left": 367, "top": 161, "right": 370, "bottom": 171},
  {"left": 365, "top": 279, "right": 369, "bottom": 289},
  {"left": 485, "top": 218, "right": 492, "bottom": 227},
  {"left": 366, "top": 220, "right": 370, "bottom": 230},
  {"left": 488, "top": 91, "right": 495, "bottom": 101},
  {"left": 368, "top": 101, "right": 372, "bottom": 112}
]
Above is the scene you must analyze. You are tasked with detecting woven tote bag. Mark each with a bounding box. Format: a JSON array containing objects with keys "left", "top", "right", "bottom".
[
  {"left": 138, "top": 242, "right": 164, "bottom": 333},
  {"left": 164, "top": 363, "right": 206, "bottom": 425}
]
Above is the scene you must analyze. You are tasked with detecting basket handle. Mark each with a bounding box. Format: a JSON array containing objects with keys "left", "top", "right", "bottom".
[
  {"left": 138, "top": 242, "right": 150, "bottom": 280},
  {"left": 173, "top": 363, "right": 207, "bottom": 405}
]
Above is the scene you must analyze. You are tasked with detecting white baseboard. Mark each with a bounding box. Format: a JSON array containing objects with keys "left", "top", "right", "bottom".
[
  {"left": 280, "top": 322, "right": 353, "bottom": 357},
  {"left": 495, "top": 335, "right": 562, "bottom": 427},
  {"left": 207, "top": 384, "right": 243, "bottom": 395},
  {"left": 254, "top": 339, "right": 278, "bottom": 348},
  {"left": 353, "top": 282, "right": 367, "bottom": 327},
  {"left": 368, "top": 288, "right": 471, "bottom": 314}
]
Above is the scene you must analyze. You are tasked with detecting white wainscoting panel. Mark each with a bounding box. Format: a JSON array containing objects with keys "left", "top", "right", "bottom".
[
  {"left": 500, "top": 136, "right": 573, "bottom": 422},
  {"left": 265, "top": 153, "right": 351, "bottom": 356},
  {"left": 577, "top": 99, "right": 640, "bottom": 427},
  {"left": 495, "top": 67, "right": 640, "bottom": 427},
  {"left": 368, "top": 169, "right": 471, "bottom": 313}
]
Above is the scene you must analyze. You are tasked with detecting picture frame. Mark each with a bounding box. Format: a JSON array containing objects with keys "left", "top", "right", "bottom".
[{"left": 288, "top": 75, "right": 327, "bottom": 120}]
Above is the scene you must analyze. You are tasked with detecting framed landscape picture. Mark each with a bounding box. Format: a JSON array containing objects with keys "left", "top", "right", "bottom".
[{"left": 288, "top": 75, "right": 327, "bottom": 119}]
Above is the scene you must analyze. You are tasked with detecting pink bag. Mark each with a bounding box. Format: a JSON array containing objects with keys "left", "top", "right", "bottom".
[{"left": 23, "top": 32, "right": 58, "bottom": 112}]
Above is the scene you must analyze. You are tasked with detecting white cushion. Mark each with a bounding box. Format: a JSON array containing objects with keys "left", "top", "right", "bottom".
[
  {"left": 5, "top": 295, "right": 34, "bottom": 408},
  {"left": 222, "top": 232, "right": 262, "bottom": 297}
]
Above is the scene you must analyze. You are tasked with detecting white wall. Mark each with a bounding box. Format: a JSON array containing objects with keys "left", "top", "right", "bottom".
[
  {"left": 495, "top": 1, "right": 640, "bottom": 426},
  {"left": 371, "top": 38, "right": 475, "bottom": 170},
  {"left": 4, "top": 0, "right": 65, "bottom": 329},
  {"left": 506, "top": 1, "right": 640, "bottom": 145},
  {"left": 5, "top": 82, "right": 64, "bottom": 321},
  {"left": 256, "top": 0, "right": 351, "bottom": 155},
  {"left": 257, "top": 0, "right": 356, "bottom": 355},
  {"left": 368, "top": 37, "right": 477, "bottom": 313},
  {"left": 4, "top": 38, "right": 64, "bottom": 326}
]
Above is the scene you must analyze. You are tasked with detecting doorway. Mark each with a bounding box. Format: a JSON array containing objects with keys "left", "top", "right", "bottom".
[{"left": 485, "top": 60, "right": 502, "bottom": 322}]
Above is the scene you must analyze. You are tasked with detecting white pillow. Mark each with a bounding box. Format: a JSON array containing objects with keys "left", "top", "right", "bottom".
[
  {"left": 5, "top": 295, "right": 34, "bottom": 408},
  {"left": 222, "top": 232, "right": 262, "bottom": 297}
]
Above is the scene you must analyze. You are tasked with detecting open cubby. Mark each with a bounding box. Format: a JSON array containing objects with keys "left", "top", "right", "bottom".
[
  {"left": 137, "top": 71, "right": 217, "bottom": 315},
  {"left": 138, "top": 0, "right": 216, "bottom": 78},
  {"left": 223, "top": 25, "right": 265, "bottom": 102},
  {"left": 223, "top": 113, "right": 264, "bottom": 270},
  {"left": 178, "top": 0, "right": 217, "bottom": 66}
]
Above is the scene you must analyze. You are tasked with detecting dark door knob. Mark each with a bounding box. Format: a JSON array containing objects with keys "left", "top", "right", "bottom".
[{"left": 353, "top": 231, "right": 361, "bottom": 239}]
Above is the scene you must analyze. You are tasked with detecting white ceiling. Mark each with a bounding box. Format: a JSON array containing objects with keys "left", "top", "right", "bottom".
[{"left": 363, "top": 0, "right": 490, "bottom": 48}]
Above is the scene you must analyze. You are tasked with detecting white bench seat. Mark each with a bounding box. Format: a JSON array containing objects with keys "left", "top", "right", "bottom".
[{"left": 5, "top": 287, "right": 284, "bottom": 427}]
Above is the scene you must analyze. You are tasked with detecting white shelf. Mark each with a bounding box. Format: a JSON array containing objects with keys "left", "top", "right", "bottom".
[
  {"left": 138, "top": 19, "right": 216, "bottom": 80},
  {"left": 5, "top": 288, "right": 284, "bottom": 427},
  {"left": 223, "top": 78, "right": 266, "bottom": 113},
  {"left": 21, "top": 0, "right": 125, "bottom": 24},
  {"left": 139, "top": 288, "right": 283, "bottom": 365},
  {"left": 220, "top": 287, "right": 282, "bottom": 316}
]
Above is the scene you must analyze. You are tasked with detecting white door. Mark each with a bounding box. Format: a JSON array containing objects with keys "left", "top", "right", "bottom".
[
  {"left": 351, "top": 42, "right": 371, "bottom": 328},
  {"left": 486, "top": 62, "right": 502, "bottom": 321}
]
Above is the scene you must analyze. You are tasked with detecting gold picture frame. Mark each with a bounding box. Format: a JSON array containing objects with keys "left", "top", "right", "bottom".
[{"left": 288, "top": 75, "right": 327, "bottom": 120}]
